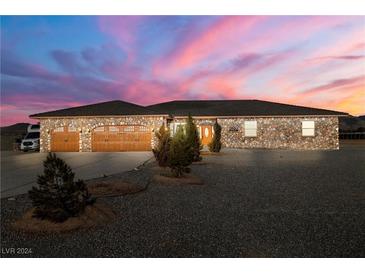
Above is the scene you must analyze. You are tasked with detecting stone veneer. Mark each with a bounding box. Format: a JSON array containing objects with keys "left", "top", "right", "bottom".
[
  {"left": 217, "top": 116, "right": 339, "bottom": 150},
  {"left": 39, "top": 115, "right": 339, "bottom": 152},
  {"left": 171, "top": 116, "right": 339, "bottom": 149},
  {"left": 39, "top": 116, "right": 166, "bottom": 152}
]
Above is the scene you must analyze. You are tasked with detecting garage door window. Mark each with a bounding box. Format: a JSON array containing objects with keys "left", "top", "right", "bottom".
[
  {"left": 139, "top": 126, "right": 149, "bottom": 132},
  {"left": 302, "top": 121, "right": 315, "bottom": 136},
  {"left": 123, "top": 126, "right": 134, "bottom": 132},
  {"left": 244, "top": 121, "right": 257, "bottom": 137},
  {"left": 109, "top": 126, "right": 119, "bottom": 132}
]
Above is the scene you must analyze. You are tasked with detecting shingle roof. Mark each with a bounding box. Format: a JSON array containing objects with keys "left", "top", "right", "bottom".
[
  {"left": 147, "top": 100, "right": 348, "bottom": 117},
  {"left": 30, "top": 99, "right": 348, "bottom": 118},
  {"left": 30, "top": 100, "right": 159, "bottom": 118}
]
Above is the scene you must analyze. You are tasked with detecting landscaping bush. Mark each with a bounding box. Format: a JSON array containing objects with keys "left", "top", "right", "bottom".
[
  {"left": 168, "top": 126, "right": 193, "bottom": 177},
  {"left": 152, "top": 124, "right": 171, "bottom": 167},
  {"left": 208, "top": 121, "right": 222, "bottom": 152},
  {"left": 185, "top": 114, "right": 202, "bottom": 161},
  {"left": 28, "top": 153, "right": 95, "bottom": 222}
]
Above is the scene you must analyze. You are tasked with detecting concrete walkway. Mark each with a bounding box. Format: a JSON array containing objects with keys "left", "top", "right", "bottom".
[{"left": 0, "top": 151, "right": 152, "bottom": 198}]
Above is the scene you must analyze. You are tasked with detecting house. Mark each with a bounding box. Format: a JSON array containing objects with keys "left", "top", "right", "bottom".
[{"left": 29, "top": 99, "right": 348, "bottom": 152}]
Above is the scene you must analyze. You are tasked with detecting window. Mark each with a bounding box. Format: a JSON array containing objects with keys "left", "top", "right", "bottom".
[
  {"left": 109, "top": 126, "right": 119, "bottom": 132},
  {"left": 30, "top": 125, "right": 40, "bottom": 130},
  {"left": 25, "top": 132, "right": 40, "bottom": 139},
  {"left": 94, "top": 127, "right": 104, "bottom": 132},
  {"left": 53, "top": 127, "right": 64, "bottom": 132},
  {"left": 244, "top": 121, "right": 257, "bottom": 137},
  {"left": 123, "top": 126, "right": 135, "bottom": 132},
  {"left": 302, "top": 121, "right": 315, "bottom": 136},
  {"left": 172, "top": 122, "right": 186, "bottom": 135},
  {"left": 138, "top": 126, "right": 149, "bottom": 132},
  {"left": 197, "top": 126, "right": 201, "bottom": 138}
]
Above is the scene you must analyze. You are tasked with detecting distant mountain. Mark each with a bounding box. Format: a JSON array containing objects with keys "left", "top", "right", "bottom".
[
  {"left": 339, "top": 116, "right": 365, "bottom": 132},
  {"left": 1, "top": 123, "right": 30, "bottom": 135},
  {"left": 0, "top": 123, "right": 30, "bottom": 151}
]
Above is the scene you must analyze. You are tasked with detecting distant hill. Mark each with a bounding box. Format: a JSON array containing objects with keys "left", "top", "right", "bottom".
[
  {"left": 339, "top": 116, "right": 365, "bottom": 132},
  {"left": 1, "top": 123, "right": 30, "bottom": 135},
  {"left": 1, "top": 123, "right": 30, "bottom": 151}
]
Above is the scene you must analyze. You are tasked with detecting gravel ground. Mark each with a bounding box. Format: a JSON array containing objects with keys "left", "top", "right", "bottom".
[{"left": 1, "top": 144, "right": 365, "bottom": 257}]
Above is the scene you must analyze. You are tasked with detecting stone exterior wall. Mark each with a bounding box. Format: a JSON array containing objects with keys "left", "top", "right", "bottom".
[
  {"left": 218, "top": 116, "right": 339, "bottom": 150},
  {"left": 39, "top": 116, "right": 166, "bottom": 152},
  {"left": 39, "top": 115, "right": 339, "bottom": 152}
]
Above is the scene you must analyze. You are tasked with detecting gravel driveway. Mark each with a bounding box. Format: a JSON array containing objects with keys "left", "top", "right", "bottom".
[{"left": 1, "top": 144, "right": 365, "bottom": 257}]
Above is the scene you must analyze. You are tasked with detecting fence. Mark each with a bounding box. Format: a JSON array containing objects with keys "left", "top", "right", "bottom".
[{"left": 339, "top": 132, "right": 365, "bottom": 139}]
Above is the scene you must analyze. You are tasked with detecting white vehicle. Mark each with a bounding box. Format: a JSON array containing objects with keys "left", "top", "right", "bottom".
[{"left": 21, "top": 125, "right": 40, "bottom": 152}]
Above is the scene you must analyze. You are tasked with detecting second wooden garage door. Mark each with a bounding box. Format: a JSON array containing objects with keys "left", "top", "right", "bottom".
[
  {"left": 51, "top": 126, "right": 79, "bottom": 152},
  {"left": 92, "top": 125, "right": 151, "bottom": 152}
]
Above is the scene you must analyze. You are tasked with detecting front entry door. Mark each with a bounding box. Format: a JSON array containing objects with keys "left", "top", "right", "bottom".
[{"left": 200, "top": 125, "right": 213, "bottom": 145}]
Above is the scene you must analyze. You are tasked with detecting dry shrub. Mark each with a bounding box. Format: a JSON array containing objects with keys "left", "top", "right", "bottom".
[
  {"left": 153, "top": 174, "right": 203, "bottom": 186},
  {"left": 12, "top": 203, "right": 116, "bottom": 233},
  {"left": 88, "top": 180, "right": 144, "bottom": 197}
]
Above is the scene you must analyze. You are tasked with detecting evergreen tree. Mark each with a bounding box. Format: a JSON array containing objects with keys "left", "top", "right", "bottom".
[
  {"left": 152, "top": 124, "right": 171, "bottom": 167},
  {"left": 208, "top": 121, "right": 222, "bottom": 152},
  {"left": 28, "top": 153, "right": 94, "bottom": 222},
  {"left": 185, "top": 114, "right": 202, "bottom": 161},
  {"left": 168, "top": 126, "right": 193, "bottom": 177}
]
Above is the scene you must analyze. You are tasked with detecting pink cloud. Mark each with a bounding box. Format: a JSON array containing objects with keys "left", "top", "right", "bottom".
[
  {"left": 153, "top": 16, "right": 353, "bottom": 81},
  {"left": 98, "top": 16, "right": 145, "bottom": 63},
  {"left": 268, "top": 27, "right": 365, "bottom": 94},
  {"left": 300, "top": 75, "right": 365, "bottom": 96},
  {"left": 153, "top": 16, "right": 265, "bottom": 78}
]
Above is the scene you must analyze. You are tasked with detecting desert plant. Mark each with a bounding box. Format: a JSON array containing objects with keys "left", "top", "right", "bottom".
[
  {"left": 185, "top": 114, "right": 202, "bottom": 161},
  {"left": 152, "top": 124, "right": 171, "bottom": 167},
  {"left": 168, "top": 126, "right": 193, "bottom": 177},
  {"left": 208, "top": 121, "right": 222, "bottom": 152},
  {"left": 28, "top": 153, "right": 95, "bottom": 222}
]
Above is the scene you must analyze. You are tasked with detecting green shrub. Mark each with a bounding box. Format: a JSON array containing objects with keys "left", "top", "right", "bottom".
[
  {"left": 168, "top": 126, "right": 193, "bottom": 177},
  {"left": 185, "top": 114, "right": 202, "bottom": 162},
  {"left": 28, "top": 153, "right": 95, "bottom": 222},
  {"left": 208, "top": 121, "right": 222, "bottom": 152},
  {"left": 152, "top": 124, "right": 171, "bottom": 167}
]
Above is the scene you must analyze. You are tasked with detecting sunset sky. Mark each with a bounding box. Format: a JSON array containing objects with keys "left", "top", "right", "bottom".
[{"left": 1, "top": 16, "right": 364, "bottom": 126}]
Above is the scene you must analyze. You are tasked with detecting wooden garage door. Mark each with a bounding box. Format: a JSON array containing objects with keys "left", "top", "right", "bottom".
[
  {"left": 51, "top": 126, "right": 79, "bottom": 152},
  {"left": 92, "top": 125, "right": 151, "bottom": 152}
]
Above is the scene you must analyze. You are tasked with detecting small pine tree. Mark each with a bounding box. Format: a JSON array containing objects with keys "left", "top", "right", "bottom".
[
  {"left": 28, "top": 153, "right": 94, "bottom": 222},
  {"left": 152, "top": 124, "right": 171, "bottom": 167},
  {"left": 185, "top": 114, "right": 202, "bottom": 162},
  {"left": 168, "top": 126, "right": 193, "bottom": 177},
  {"left": 208, "top": 121, "right": 222, "bottom": 152}
]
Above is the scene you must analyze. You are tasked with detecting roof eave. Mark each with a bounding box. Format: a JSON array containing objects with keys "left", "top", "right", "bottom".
[
  {"left": 29, "top": 114, "right": 169, "bottom": 119},
  {"left": 171, "top": 114, "right": 349, "bottom": 118}
]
